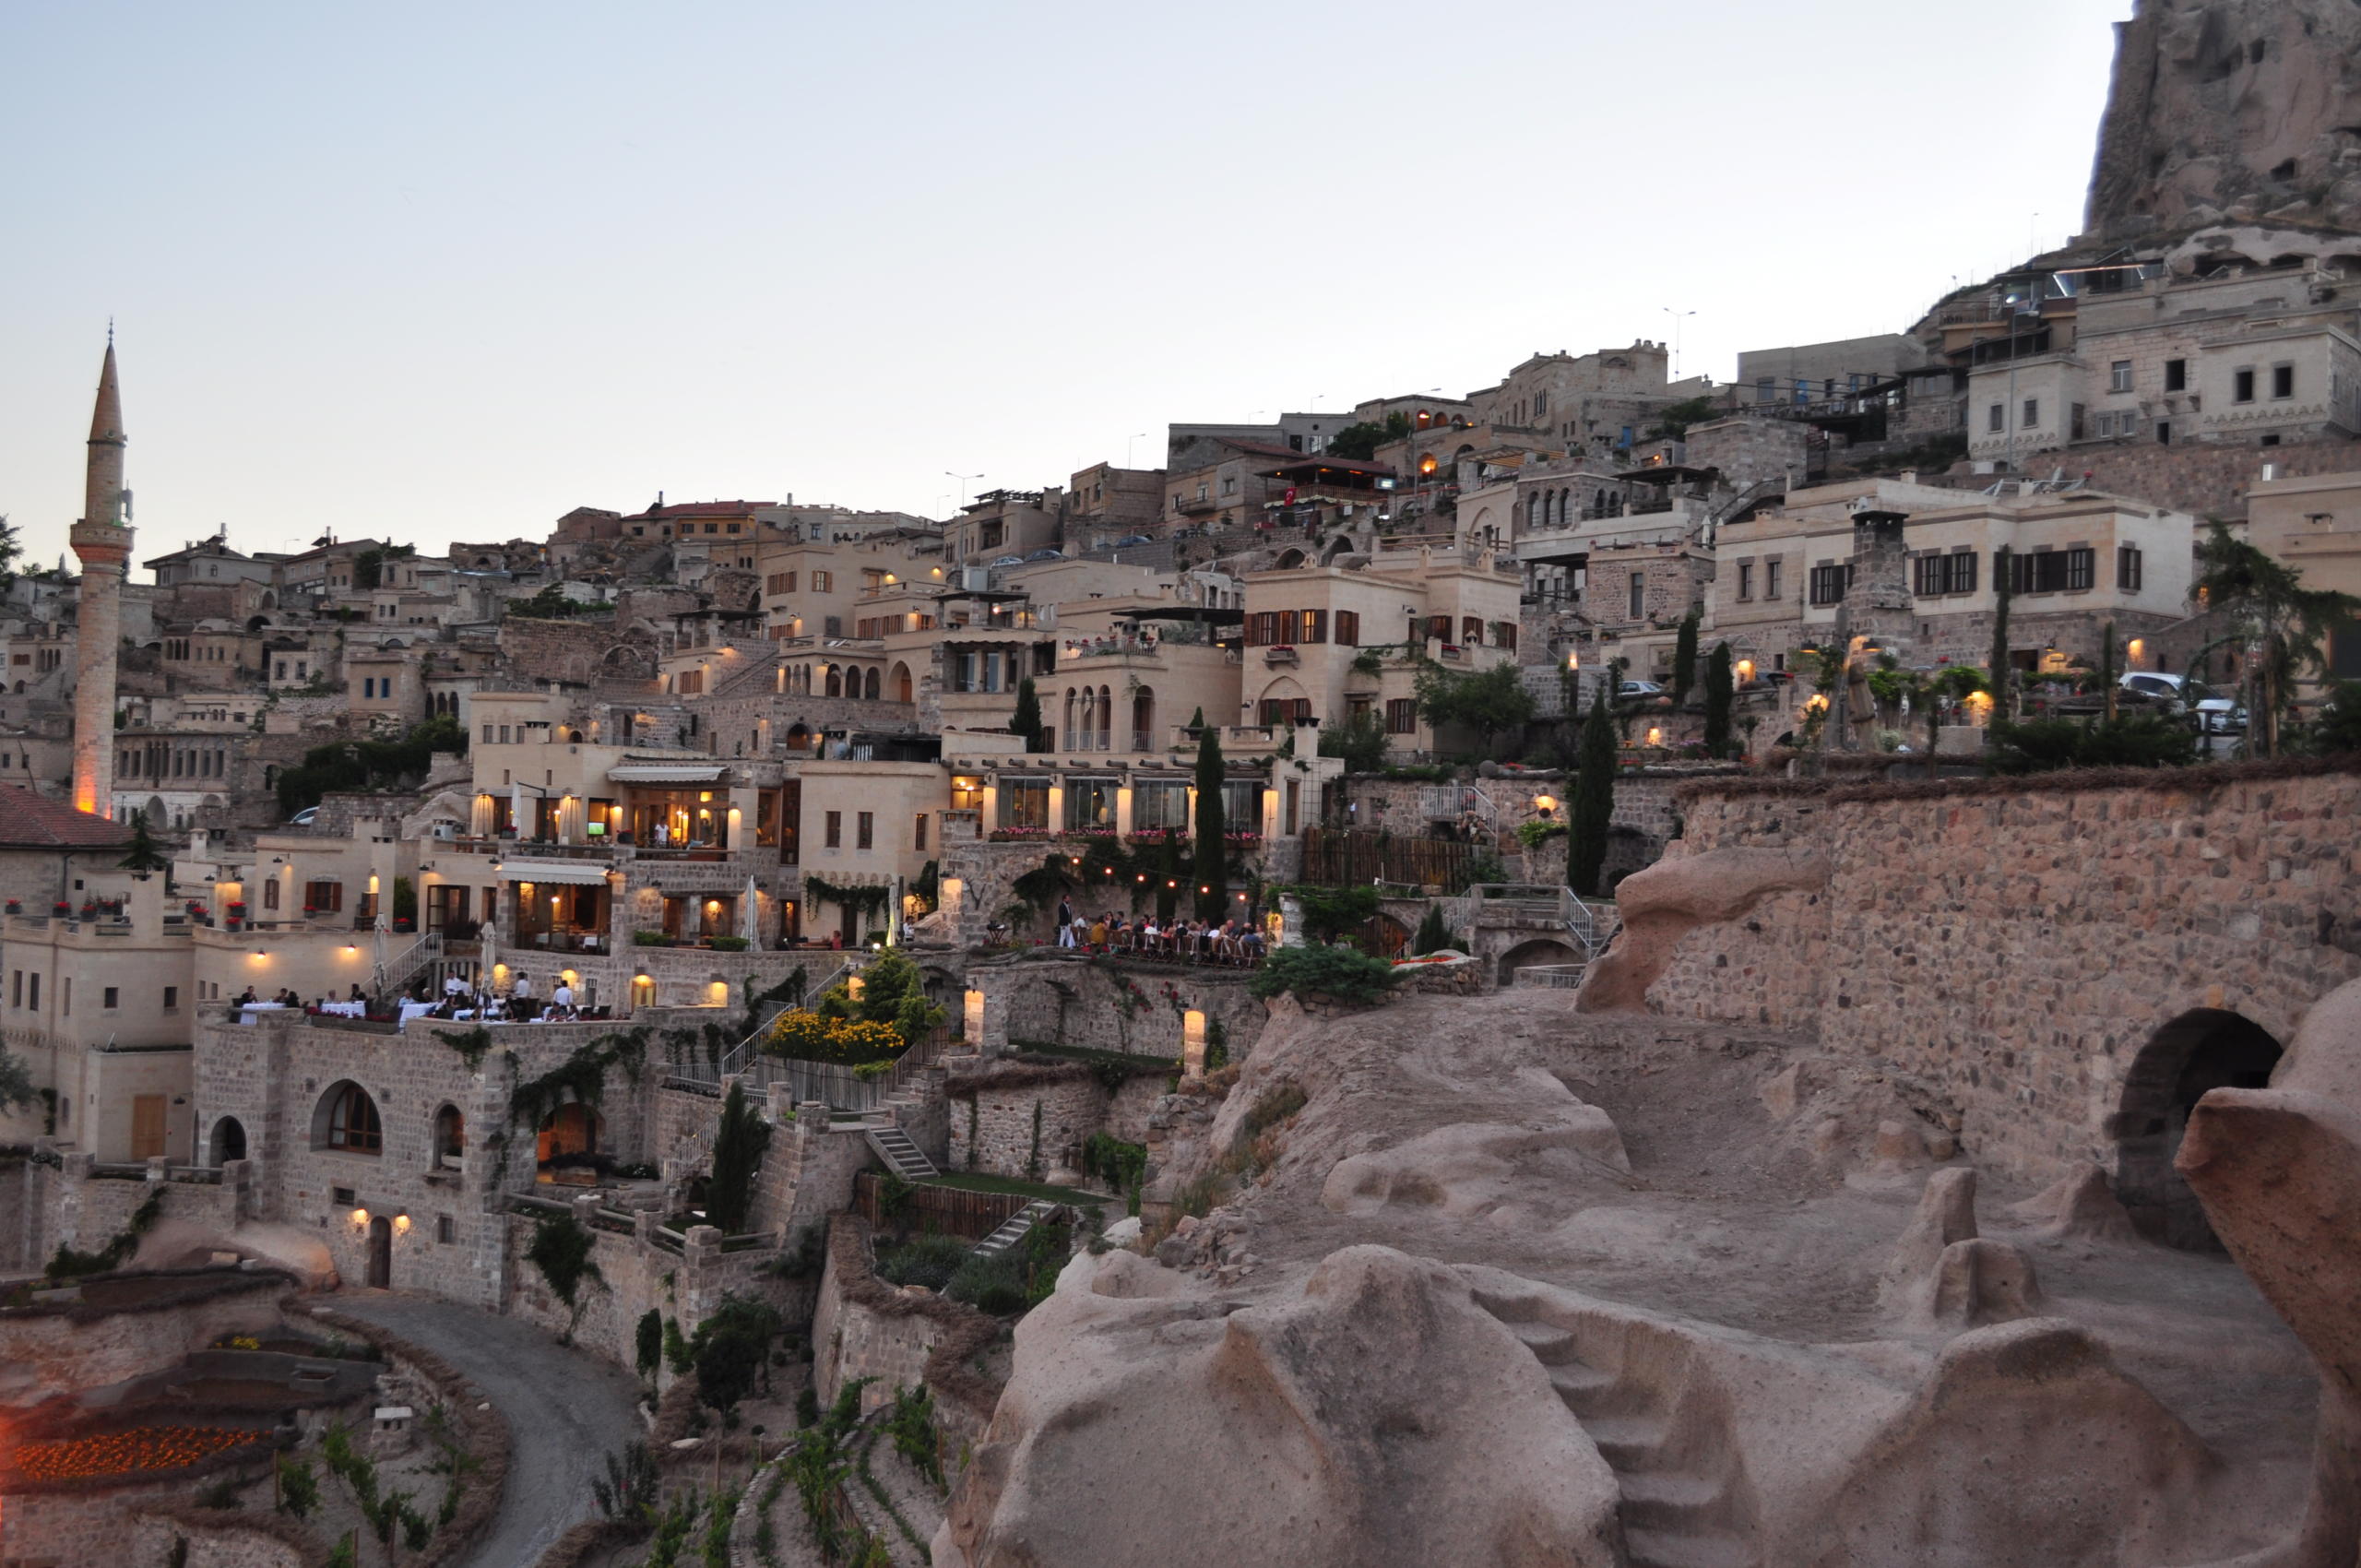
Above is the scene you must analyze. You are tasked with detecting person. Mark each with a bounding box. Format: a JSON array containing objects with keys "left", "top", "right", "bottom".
[
  {"left": 444, "top": 972, "right": 469, "bottom": 1000},
  {"left": 349, "top": 984, "right": 365, "bottom": 1004},
  {"left": 236, "top": 986, "right": 257, "bottom": 1006},
  {"left": 1056, "top": 897, "right": 1077, "bottom": 948},
  {"left": 1087, "top": 913, "right": 1109, "bottom": 951},
  {"left": 512, "top": 972, "right": 534, "bottom": 1007},
  {"left": 552, "top": 979, "right": 575, "bottom": 1016}
]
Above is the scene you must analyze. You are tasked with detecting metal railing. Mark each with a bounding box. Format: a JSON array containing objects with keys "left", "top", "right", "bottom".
[{"left": 674, "top": 957, "right": 860, "bottom": 1087}]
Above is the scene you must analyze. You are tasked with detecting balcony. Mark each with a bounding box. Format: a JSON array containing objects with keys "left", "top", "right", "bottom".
[
  {"left": 1174, "top": 495, "right": 1218, "bottom": 516},
  {"left": 1263, "top": 647, "right": 1299, "bottom": 667}
]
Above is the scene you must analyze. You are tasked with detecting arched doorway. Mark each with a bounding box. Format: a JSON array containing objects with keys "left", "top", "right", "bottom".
[
  {"left": 2113, "top": 1009, "right": 2284, "bottom": 1251},
  {"left": 208, "top": 1116, "right": 247, "bottom": 1166},
  {"left": 1498, "top": 937, "right": 1582, "bottom": 987},
  {"left": 366, "top": 1215, "right": 392, "bottom": 1288},
  {"left": 538, "top": 1100, "right": 604, "bottom": 1182}
]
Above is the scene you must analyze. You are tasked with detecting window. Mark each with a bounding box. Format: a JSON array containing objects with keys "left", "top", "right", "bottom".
[
  {"left": 998, "top": 777, "right": 1049, "bottom": 830},
  {"left": 1628, "top": 574, "right": 1645, "bottom": 620},
  {"left": 1737, "top": 563, "right": 1753, "bottom": 600},
  {"left": 1385, "top": 697, "right": 1418, "bottom": 734},
  {"left": 2110, "top": 361, "right": 2133, "bottom": 392},
  {"left": 324, "top": 1084, "right": 383, "bottom": 1155},
  {"left": 2235, "top": 369, "right": 2257, "bottom": 404},
  {"left": 1334, "top": 611, "right": 1359, "bottom": 647},
  {"left": 1293, "top": 609, "right": 1328, "bottom": 644},
  {"left": 481, "top": 722, "right": 493, "bottom": 742},
  {"left": 1809, "top": 564, "right": 1847, "bottom": 606},
  {"left": 263, "top": 880, "right": 280, "bottom": 911},
  {"left": 1489, "top": 622, "right": 1519, "bottom": 651},
  {"left": 1945, "top": 551, "right": 1978, "bottom": 595},
  {"left": 303, "top": 881, "right": 343, "bottom": 912},
  {"left": 437, "top": 1216, "right": 456, "bottom": 1245},
  {"left": 812, "top": 571, "right": 832, "bottom": 592},
  {"left": 2095, "top": 413, "right": 2114, "bottom": 438},
  {"left": 1463, "top": 616, "right": 1484, "bottom": 646},
  {"left": 26, "top": 974, "right": 35, "bottom": 1011},
  {"left": 162, "top": 986, "right": 177, "bottom": 1010},
  {"left": 2273, "top": 364, "right": 2295, "bottom": 399},
  {"left": 334, "top": 1186, "right": 355, "bottom": 1206},
  {"left": 2023, "top": 398, "right": 2040, "bottom": 429},
  {"left": 2011, "top": 547, "right": 2096, "bottom": 593},
  {"left": 856, "top": 811, "right": 873, "bottom": 849},
  {"left": 9, "top": 970, "right": 18, "bottom": 1008},
  {"left": 2117, "top": 544, "right": 2144, "bottom": 591},
  {"left": 2164, "top": 359, "right": 2187, "bottom": 392},
  {"left": 825, "top": 811, "right": 843, "bottom": 849},
  {"left": 1764, "top": 560, "right": 1783, "bottom": 600},
  {"left": 433, "top": 1104, "right": 465, "bottom": 1167},
  {"left": 913, "top": 814, "right": 928, "bottom": 850},
  {"left": 1987, "top": 403, "right": 2004, "bottom": 433},
  {"left": 103, "top": 986, "right": 118, "bottom": 1009}
]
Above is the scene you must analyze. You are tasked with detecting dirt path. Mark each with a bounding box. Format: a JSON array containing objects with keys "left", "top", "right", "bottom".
[{"left": 334, "top": 1290, "right": 643, "bottom": 1568}]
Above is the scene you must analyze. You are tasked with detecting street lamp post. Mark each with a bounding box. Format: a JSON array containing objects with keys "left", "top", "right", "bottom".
[{"left": 1662, "top": 308, "right": 1696, "bottom": 379}]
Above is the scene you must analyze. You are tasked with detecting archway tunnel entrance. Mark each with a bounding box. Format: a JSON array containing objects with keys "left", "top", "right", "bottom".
[{"left": 2113, "top": 1008, "right": 2284, "bottom": 1252}]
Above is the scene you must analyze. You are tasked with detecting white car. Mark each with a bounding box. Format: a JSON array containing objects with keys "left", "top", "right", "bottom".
[
  {"left": 1619, "top": 681, "right": 1666, "bottom": 698},
  {"left": 2118, "top": 672, "right": 2188, "bottom": 706}
]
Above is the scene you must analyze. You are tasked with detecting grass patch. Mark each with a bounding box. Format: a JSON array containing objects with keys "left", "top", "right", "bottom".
[
  {"left": 874, "top": 1234, "right": 969, "bottom": 1291},
  {"left": 1007, "top": 1041, "right": 1174, "bottom": 1075}
]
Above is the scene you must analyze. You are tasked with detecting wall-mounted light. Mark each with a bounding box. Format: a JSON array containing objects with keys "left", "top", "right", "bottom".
[
  {"left": 1646, "top": 727, "right": 1664, "bottom": 745},
  {"left": 351, "top": 1207, "right": 369, "bottom": 1227},
  {"left": 393, "top": 1214, "right": 410, "bottom": 1234}
]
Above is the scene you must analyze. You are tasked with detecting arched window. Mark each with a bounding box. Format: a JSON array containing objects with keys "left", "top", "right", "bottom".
[
  {"left": 433, "top": 1104, "right": 465, "bottom": 1168},
  {"left": 825, "top": 665, "right": 843, "bottom": 697},
  {"left": 1098, "top": 686, "right": 1112, "bottom": 749},
  {"left": 1132, "top": 686, "right": 1155, "bottom": 752},
  {"left": 863, "top": 667, "right": 880, "bottom": 701},
  {"left": 1064, "top": 688, "right": 1078, "bottom": 744},
  {"left": 893, "top": 662, "right": 913, "bottom": 704},
  {"left": 208, "top": 1116, "right": 247, "bottom": 1166},
  {"left": 318, "top": 1082, "right": 383, "bottom": 1155}
]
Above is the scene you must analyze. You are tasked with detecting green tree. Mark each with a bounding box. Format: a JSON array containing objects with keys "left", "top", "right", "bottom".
[
  {"left": 1247, "top": 944, "right": 1399, "bottom": 1006},
  {"left": 1011, "top": 677, "right": 1045, "bottom": 753},
  {"left": 1288, "top": 885, "right": 1379, "bottom": 944},
  {"left": 116, "top": 809, "right": 170, "bottom": 873},
  {"left": 1702, "top": 641, "right": 1735, "bottom": 756},
  {"left": 1413, "top": 660, "right": 1536, "bottom": 757},
  {"left": 525, "top": 1215, "right": 603, "bottom": 1334},
  {"left": 690, "top": 1295, "right": 782, "bottom": 1420},
  {"left": 2189, "top": 520, "right": 2361, "bottom": 756},
  {"left": 706, "top": 1081, "right": 771, "bottom": 1235},
  {"left": 2302, "top": 681, "right": 2361, "bottom": 754},
  {"left": 1325, "top": 411, "right": 1412, "bottom": 460},
  {"left": 635, "top": 1308, "right": 664, "bottom": 1381},
  {"left": 1568, "top": 685, "right": 1618, "bottom": 897},
  {"left": 1987, "top": 544, "right": 2015, "bottom": 741},
  {"left": 1670, "top": 609, "right": 1702, "bottom": 710},
  {"left": 1317, "top": 707, "right": 1391, "bottom": 773},
  {"left": 1646, "top": 395, "right": 1723, "bottom": 441},
  {"left": 0, "top": 515, "right": 23, "bottom": 591},
  {"left": 1411, "top": 901, "right": 1452, "bottom": 956},
  {"left": 1192, "top": 725, "right": 1228, "bottom": 921}
]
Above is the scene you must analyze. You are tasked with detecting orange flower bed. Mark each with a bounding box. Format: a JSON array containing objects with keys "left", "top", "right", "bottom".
[{"left": 16, "top": 1424, "right": 250, "bottom": 1480}]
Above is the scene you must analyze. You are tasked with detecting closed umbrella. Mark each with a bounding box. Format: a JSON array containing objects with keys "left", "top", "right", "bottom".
[{"left": 742, "top": 875, "right": 759, "bottom": 944}]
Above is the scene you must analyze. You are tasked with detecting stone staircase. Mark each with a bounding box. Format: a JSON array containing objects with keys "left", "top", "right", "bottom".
[
  {"left": 864, "top": 1124, "right": 939, "bottom": 1182},
  {"left": 972, "top": 1199, "right": 1055, "bottom": 1257},
  {"left": 1482, "top": 1301, "right": 1759, "bottom": 1568}
]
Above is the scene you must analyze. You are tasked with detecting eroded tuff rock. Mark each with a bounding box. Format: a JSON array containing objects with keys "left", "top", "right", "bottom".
[
  {"left": 2087, "top": 0, "right": 2361, "bottom": 239},
  {"left": 2177, "top": 974, "right": 2361, "bottom": 1567},
  {"left": 1576, "top": 847, "right": 1830, "bottom": 1014},
  {"left": 935, "top": 1244, "right": 1624, "bottom": 1568}
]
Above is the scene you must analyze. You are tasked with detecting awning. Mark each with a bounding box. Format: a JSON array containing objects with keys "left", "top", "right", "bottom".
[
  {"left": 607, "top": 765, "right": 728, "bottom": 784},
  {"left": 498, "top": 861, "right": 612, "bottom": 885}
]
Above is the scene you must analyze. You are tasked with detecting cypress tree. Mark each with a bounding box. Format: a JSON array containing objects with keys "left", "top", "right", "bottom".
[
  {"left": 1011, "top": 678, "right": 1044, "bottom": 753},
  {"left": 1569, "top": 685, "right": 1618, "bottom": 897},
  {"left": 706, "top": 1081, "right": 771, "bottom": 1235},
  {"left": 1412, "top": 901, "right": 1452, "bottom": 956},
  {"left": 1703, "top": 641, "right": 1735, "bottom": 756},
  {"left": 1670, "top": 607, "right": 1701, "bottom": 709},
  {"left": 1192, "top": 725, "right": 1228, "bottom": 921},
  {"left": 1988, "top": 545, "right": 2013, "bottom": 730}
]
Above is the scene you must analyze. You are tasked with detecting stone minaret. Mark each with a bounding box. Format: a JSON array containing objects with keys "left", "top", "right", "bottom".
[{"left": 70, "top": 334, "right": 133, "bottom": 818}]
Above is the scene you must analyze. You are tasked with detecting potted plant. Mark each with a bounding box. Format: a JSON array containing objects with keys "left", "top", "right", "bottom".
[{"left": 4, "top": 900, "right": 18, "bottom": 915}]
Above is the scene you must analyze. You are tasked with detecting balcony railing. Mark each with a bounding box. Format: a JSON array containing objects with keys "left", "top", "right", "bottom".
[{"left": 1264, "top": 647, "right": 1299, "bottom": 667}]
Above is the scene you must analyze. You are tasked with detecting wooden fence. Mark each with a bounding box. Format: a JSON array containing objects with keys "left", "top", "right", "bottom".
[
  {"left": 852, "top": 1171, "right": 1032, "bottom": 1241},
  {"left": 1299, "top": 827, "right": 1477, "bottom": 889}
]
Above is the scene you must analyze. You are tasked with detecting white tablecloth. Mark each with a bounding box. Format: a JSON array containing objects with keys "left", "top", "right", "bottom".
[
  {"left": 315, "top": 1001, "right": 364, "bottom": 1017},
  {"left": 237, "top": 1003, "right": 289, "bottom": 1026},
  {"left": 399, "top": 1001, "right": 440, "bottom": 1026}
]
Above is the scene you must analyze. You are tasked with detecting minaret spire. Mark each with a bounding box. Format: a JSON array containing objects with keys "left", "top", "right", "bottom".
[{"left": 71, "top": 332, "right": 134, "bottom": 817}]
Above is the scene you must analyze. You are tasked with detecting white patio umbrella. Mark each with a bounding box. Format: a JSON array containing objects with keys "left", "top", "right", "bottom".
[{"left": 741, "top": 875, "right": 759, "bottom": 944}]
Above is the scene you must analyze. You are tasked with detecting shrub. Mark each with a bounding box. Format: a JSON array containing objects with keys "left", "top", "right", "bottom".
[
  {"left": 691, "top": 1295, "right": 782, "bottom": 1418},
  {"left": 876, "top": 1234, "right": 970, "bottom": 1291},
  {"left": 945, "top": 1253, "right": 1028, "bottom": 1314},
  {"left": 1410, "top": 901, "right": 1453, "bottom": 956},
  {"left": 708, "top": 935, "right": 749, "bottom": 952},
  {"left": 1247, "top": 944, "right": 1399, "bottom": 1007},
  {"left": 635, "top": 1309, "right": 663, "bottom": 1381},
  {"left": 1987, "top": 714, "right": 2197, "bottom": 774}
]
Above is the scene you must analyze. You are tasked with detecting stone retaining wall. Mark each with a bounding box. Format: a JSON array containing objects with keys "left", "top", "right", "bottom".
[
  {"left": 812, "top": 1217, "right": 1001, "bottom": 1441},
  {"left": 1645, "top": 759, "right": 2361, "bottom": 1182},
  {"left": 965, "top": 955, "right": 1266, "bottom": 1062}
]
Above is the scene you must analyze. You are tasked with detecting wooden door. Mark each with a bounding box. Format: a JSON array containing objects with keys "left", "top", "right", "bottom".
[{"left": 131, "top": 1095, "right": 168, "bottom": 1160}]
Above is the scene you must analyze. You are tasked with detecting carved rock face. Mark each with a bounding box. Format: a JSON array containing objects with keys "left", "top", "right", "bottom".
[{"left": 2087, "top": 0, "right": 2361, "bottom": 238}]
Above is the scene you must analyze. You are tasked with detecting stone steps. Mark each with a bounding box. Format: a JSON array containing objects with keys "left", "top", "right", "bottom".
[
  {"left": 973, "top": 1199, "right": 1055, "bottom": 1257},
  {"left": 864, "top": 1124, "right": 938, "bottom": 1182}
]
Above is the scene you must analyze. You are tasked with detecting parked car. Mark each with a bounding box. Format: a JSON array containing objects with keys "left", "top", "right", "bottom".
[
  {"left": 290, "top": 806, "right": 319, "bottom": 826},
  {"left": 2118, "top": 671, "right": 2188, "bottom": 707},
  {"left": 2195, "top": 696, "right": 2248, "bottom": 733},
  {"left": 1110, "top": 535, "right": 1153, "bottom": 548},
  {"left": 1026, "top": 548, "right": 1064, "bottom": 562},
  {"left": 1619, "top": 680, "right": 1665, "bottom": 698},
  {"left": 989, "top": 554, "right": 1026, "bottom": 568}
]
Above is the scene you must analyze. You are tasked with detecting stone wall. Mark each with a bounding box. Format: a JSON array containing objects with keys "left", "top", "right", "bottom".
[
  {"left": 811, "top": 1216, "right": 1001, "bottom": 1440},
  {"left": 965, "top": 955, "right": 1267, "bottom": 1062},
  {"left": 0, "top": 1271, "right": 292, "bottom": 1409},
  {"left": 499, "top": 1212, "right": 787, "bottom": 1375},
  {"left": 496, "top": 617, "right": 649, "bottom": 685},
  {"left": 1925, "top": 435, "right": 2361, "bottom": 523},
  {"left": 1643, "top": 760, "right": 2361, "bottom": 1182},
  {"left": 7, "top": 1490, "right": 310, "bottom": 1568}
]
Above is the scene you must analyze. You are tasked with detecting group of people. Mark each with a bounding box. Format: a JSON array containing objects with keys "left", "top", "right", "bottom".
[
  {"left": 414, "top": 970, "right": 600, "bottom": 1023},
  {"left": 1053, "top": 899, "right": 1265, "bottom": 965},
  {"left": 233, "top": 984, "right": 371, "bottom": 1014}
]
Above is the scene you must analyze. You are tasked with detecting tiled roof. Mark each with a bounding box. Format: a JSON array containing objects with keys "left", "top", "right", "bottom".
[
  {"left": 0, "top": 788, "right": 135, "bottom": 849},
  {"left": 624, "top": 501, "right": 775, "bottom": 521}
]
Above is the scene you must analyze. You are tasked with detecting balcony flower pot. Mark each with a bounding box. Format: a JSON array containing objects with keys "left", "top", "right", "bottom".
[
  {"left": 395, "top": 917, "right": 414, "bottom": 932},
  {"left": 4, "top": 901, "right": 18, "bottom": 915}
]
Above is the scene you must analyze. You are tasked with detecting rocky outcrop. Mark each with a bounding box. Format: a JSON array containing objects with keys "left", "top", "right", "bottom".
[
  {"left": 2086, "top": 0, "right": 2361, "bottom": 239},
  {"left": 937, "top": 1245, "right": 1624, "bottom": 1568},
  {"left": 2177, "top": 975, "right": 2361, "bottom": 1568},
  {"left": 1576, "top": 847, "right": 1831, "bottom": 1014}
]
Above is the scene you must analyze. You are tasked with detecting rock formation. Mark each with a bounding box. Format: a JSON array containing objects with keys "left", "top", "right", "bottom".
[
  {"left": 1575, "top": 847, "right": 1830, "bottom": 1014},
  {"left": 2177, "top": 975, "right": 2361, "bottom": 1567},
  {"left": 2086, "top": 0, "right": 2361, "bottom": 240}
]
